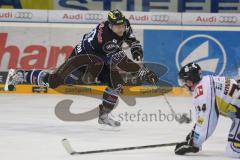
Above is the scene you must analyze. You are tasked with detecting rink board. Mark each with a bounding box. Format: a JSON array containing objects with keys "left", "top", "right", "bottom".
[{"left": 0, "top": 85, "right": 189, "bottom": 96}]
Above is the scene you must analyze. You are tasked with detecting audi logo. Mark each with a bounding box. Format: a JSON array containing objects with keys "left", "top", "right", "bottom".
[
  {"left": 219, "top": 16, "right": 238, "bottom": 23},
  {"left": 151, "top": 15, "right": 169, "bottom": 22},
  {"left": 14, "top": 12, "right": 33, "bottom": 19},
  {"left": 85, "top": 13, "right": 103, "bottom": 21}
]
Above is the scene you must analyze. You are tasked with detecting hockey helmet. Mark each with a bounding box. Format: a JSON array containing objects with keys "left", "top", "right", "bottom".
[
  {"left": 108, "top": 9, "right": 125, "bottom": 25},
  {"left": 179, "top": 62, "right": 202, "bottom": 84}
]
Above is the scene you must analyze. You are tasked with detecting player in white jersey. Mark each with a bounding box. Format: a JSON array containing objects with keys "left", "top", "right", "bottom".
[{"left": 175, "top": 62, "right": 240, "bottom": 158}]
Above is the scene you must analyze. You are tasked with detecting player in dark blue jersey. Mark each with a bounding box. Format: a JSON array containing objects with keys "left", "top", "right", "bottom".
[{"left": 5, "top": 9, "right": 158, "bottom": 127}]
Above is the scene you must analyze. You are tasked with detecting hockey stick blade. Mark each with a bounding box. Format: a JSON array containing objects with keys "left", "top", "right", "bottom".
[
  {"left": 163, "top": 95, "right": 192, "bottom": 124},
  {"left": 62, "top": 138, "right": 76, "bottom": 155},
  {"left": 62, "top": 138, "right": 178, "bottom": 155}
]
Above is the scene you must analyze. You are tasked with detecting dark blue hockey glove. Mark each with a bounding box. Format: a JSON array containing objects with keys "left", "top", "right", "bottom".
[{"left": 131, "top": 43, "right": 143, "bottom": 61}]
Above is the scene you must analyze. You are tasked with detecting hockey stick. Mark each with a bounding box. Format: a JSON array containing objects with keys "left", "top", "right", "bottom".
[
  {"left": 163, "top": 95, "right": 191, "bottom": 124},
  {"left": 137, "top": 61, "right": 191, "bottom": 124},
  {"left": 62, "top": 138, "right": 178, "bottom": 155},
  {"left": 151, "top": 76, "right": 191, "bottom": 124}
]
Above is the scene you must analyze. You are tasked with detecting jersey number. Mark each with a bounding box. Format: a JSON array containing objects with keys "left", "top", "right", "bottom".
[
  {"left": 86, "top": 29, "right": 96, "bottom": 43},
  {"left": 229, "top": 84, "right": 240, "bottom": 99}
]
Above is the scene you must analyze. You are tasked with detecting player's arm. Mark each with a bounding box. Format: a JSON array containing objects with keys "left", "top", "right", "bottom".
[
  {"left": 124, "top": 19, "right": 143, "bottom": 61},
  {"left": 175, "top": 78, "right": 219, "bottom": 155},
  {"left": 108, "top": 49, "right": 158, "bottom": 85}
]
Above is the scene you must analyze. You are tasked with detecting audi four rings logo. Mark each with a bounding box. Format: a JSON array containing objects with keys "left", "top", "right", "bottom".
[
  {"left": 219, "top": 16, "right": 238, "bottom": 23},
  {"left": 85, "top": 13, "right": 103, "bottom": 21},
  {"left": 151, "top": 15, "right": 169, "bottom": 22},
  {"left": 15, "top": 12, "right": 33, "bottom": 19}
]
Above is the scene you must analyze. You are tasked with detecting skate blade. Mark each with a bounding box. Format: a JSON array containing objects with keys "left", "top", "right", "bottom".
[
  {"left": 4, "top": 69, "right": 16, "bottom": 91},
  {"left": 97, "top": 123, "right": 121, "bottom": 132}
]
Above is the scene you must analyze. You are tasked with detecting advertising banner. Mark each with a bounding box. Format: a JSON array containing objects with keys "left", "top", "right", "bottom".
[
  {"left": 144, "top": 27, "right": 240, "bottom": 86},
  {"left": 0, "top": 9, "right": 47, "bottom": 22},
  {"left": 0, "top": 0, "right": 239, "bottom": 13},
  {"left": 0, "top": 25, "right": 77, "bottom": 71},
  {"left": 0, "top": 9, "right": 239, "bottom": 26},
  {"left": 0, "top": 0, "right": 53, "bottom": 9},
  {"left": 182, "top": 13, "right": 240, "bottom": 26},
  {"left": 48, "top": 10, "right": 181, "bottom": 25},
  {"left": 0, "top": 23, "right": 143, "bottom": 71},
  {"left": 48, "top": 10, "right": 107, "bottom": 24}
]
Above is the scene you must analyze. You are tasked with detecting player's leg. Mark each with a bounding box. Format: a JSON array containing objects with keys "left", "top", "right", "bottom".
[
  {"left": 97, "top": 65, "right": 124, "bottom": 127},
  {"left": 47, "top": 53, "right": 104, "bottom": 88},
  {"left": 61, "top": 44, "right": 87, "bottom": 85},
  {"left": 4, "top": 69, "right": 49, "bottom": 91},
  {"left": 226, "top": 117, "right": 240, "bottom": 158},
  {"left": 4, "top": 44, "right": 98, "bottom": 91},
  {"left": 96, "top": 51, "right": 158, "bottom": 127},
  {"left": 98, "top": 87, "right": 121, "bottom": 127}
]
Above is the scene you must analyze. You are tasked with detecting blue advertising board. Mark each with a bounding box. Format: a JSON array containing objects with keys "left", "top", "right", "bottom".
[
  {"left": 144, "top": 29, "right": 240, "bottom": 86},
  {"left": 0, "top": 0, "right": 239, "bottom": 12}
]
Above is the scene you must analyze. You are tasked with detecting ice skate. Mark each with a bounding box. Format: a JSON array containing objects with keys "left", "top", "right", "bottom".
[{"left": 4, "top": 69, "right": 25, "bottom": 91}]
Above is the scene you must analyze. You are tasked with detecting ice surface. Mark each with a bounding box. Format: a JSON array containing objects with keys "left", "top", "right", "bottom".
[{"left": 0, "top": 94, "right": 235, "bottom": 160}]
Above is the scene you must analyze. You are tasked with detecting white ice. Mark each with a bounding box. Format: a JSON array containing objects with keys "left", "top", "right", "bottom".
[{"left": 0, "top": 94, "right": 236, "bottom": 160}]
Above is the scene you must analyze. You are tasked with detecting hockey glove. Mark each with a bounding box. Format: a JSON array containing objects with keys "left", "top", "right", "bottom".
[
  {"left": 131, "top": 43, "right": 143, "bottom": 61},
  {"left": 137, "top": 67, "right": 159, "bottom": 85},
  {"left": 175, "top": 130, "right": 200, "bottom": 155}
]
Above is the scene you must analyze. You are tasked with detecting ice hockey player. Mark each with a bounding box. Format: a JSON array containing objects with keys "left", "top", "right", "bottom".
[
  {"left": 5, "top": 9, "right": 158, "bottom": 127},
  {"left": 175, "top": 62, "right": 240, "bottom": 158}
]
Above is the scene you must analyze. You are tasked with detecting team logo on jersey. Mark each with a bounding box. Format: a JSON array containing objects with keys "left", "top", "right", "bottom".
[
  {"left": 197, "top": 117, "right": 205, "bottom": 126},
  {"left": 112, "top": 39, "right": 117, "bottom": 43},
  {"left": 176, "top": 34, "right": 227, "bottom": 76},
  {"left": 194, "top": 85, "right": 203, "bottom": 98},
  {"left": 103, "top": 41, "right": 119, "bottom": 54}
]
